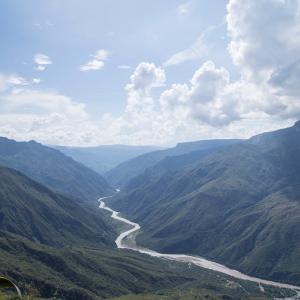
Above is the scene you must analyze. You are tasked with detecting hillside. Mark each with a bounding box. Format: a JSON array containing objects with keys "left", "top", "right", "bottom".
[
  {"left": 1, "top": 233, "right": 286, "bottom": 299},
  {"left": 0, "top": 166, "right": 114, "bottom": 247},
  {"left": 54, "top": 144, "right": 162, "bottom": 174},
  {"left": 108, "top": 122, "right": 300, "bottom": 286},
  {"left": 0, "top": 137, "right": 113, "bottom": 202},
  {"left": 0, "top": 168, "right": 284, "bottom": 299},
  {"left": 106, "top": 139, "right": 241, "bottom": 188}
]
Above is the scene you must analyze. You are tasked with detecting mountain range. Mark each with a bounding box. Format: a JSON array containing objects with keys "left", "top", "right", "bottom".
[
  {"left": 1, "top": 123, "right": 300, "bottom": 299},
  {"left": 106, "top": 139, "right": 241, "bottom": 188},
  {"left": 108, "top": 121, "right": 300, "bottom": 286},
  {"left": 0, "top": 166, "right": 280, "bottom": 299}
]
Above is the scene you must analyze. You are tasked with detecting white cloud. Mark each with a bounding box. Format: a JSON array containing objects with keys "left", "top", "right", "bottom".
[
  {"left": 164, "top": 36, "right": 206, "bottom": 67},
  {"left": 96, "top": 61, "right": 291, "bottom": 145},
  {"left": 0, "top": 89, "right": 88, "bottom": 120},
  {"left": 163, "top": 27, "right": 215, "bottom": 67},
  {"left": 226, "top": 0, "right": 300, "bottom": 120},
  {"left": 2, "top": 0, "right": 300, "bottom": 146},
  {"left": 227, "top": 0, "right": 300, "bottom": 82},
  {"left": 160, "top": 61, "right": 238, "bottom": 126},
  {"left": 177, "top": 2, "right": 192, "bottom": 15},
  {"left": 0, "top": 85, "right": 99, "bottom": 146},
  {"left": 0, "top": 74, "right": 28, "bottom": 92},
  {"left": 36, "top": 65, "right": 46, "bottom": 71},
  {"left": 34, "top": 53, "right": 52, "bottom": 71},
  {"left": 80, "top": 60, "right": 105, "bottom": 71},
  {"left": 80, "top": 49, "right": 109, "bottom": 71},
  {"left": 33, "top": 78, "right": 41, "bottom": 84},
  {"left": 125, "top": 62, "right": 165, "bottom": 112},
  {"left": 94, "top": 49, "right": 109, "bottom": 61}
]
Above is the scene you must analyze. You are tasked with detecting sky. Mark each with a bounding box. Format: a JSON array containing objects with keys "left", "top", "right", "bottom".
[{"left": 0, "top": 0, "right": 299, "bottom": 146}]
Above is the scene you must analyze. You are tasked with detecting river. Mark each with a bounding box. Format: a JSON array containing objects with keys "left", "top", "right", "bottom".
[{"left": 99, "top": 196, "right": 300, "bottom": 297}]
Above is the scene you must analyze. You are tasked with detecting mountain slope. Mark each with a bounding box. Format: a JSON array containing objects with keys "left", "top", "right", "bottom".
[
  {"left": 0, "top": 169, "right": 291, "bottom": 299},
  {"left": 0, "top": 166, "right": 191, "bottom": 299},
  {"left": 106, "top": 139, "right": 241, "bottom": 188},
  {"left": 1, "top": 234, "right": 281, "bottom": 300},
  {"left": 54, "top": 144, "right": 162, "bottom": 174},
  {"left": 0, "top": 166, "right": 114, "bottom": 247},
  {"left": 109, "top": 122, "right": 300, "bottom": 285},
  {"left": 0, "top": 137, "right": 113, "bottom": 201}
]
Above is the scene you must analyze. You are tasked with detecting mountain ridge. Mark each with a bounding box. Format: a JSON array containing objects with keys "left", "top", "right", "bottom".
[
  {"left": 0, "top": 136, "right": 113, "bottom": 202},
  {"left": 108, "top": 122, "right": 300, "bottom": 285},
  {"left": 54, "top": 144, "right": 163, "bottom": 174},
  {"left": 0, "top": 166, "right": 115, "bottom": 247},
  {"left": 106, "top": 139, "right": 242, "bottom": 188}
]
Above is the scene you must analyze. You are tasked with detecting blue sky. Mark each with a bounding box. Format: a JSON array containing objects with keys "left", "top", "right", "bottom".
[
  {"left": 0, "top": 0, "right": 299, "bottom": 146},
  {"left": 0, "top": 0, "right": 230, "bottom": 117}
]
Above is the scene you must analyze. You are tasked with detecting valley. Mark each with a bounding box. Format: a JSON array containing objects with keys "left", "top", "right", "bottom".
[
  {"left": 0, "top": 123, "right": 300, "bottom": 299},
  {"left": 2, "top": 1, "right": 300, "bottom": 298},
  {"left": 99, "top": 198, "right": 300, "bottom": 297},
  {"left": 108, "top": 122, "right": 300, "bottom": 288}
]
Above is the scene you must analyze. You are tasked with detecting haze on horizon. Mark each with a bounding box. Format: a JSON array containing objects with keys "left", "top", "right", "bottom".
[{"left": 0, "top": 0, "right": 299, "bottom": 147}]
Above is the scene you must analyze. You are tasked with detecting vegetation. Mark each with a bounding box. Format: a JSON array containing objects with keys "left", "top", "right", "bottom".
[
  {"left": 1, "top": 124, "right": 300, "bottom": 298},
  {"left": 1, "top": 235, "right": 294, "bottom": 299},
  {"left": 109, "top": 122, "right": 300, "bottom": 286},
  {"left": 0, "top": 137, "right": 113, "bottom": 202},
  {"left": 0, "top": 167, "right": 115, "bottom": 247},
  {"left": 0, "top": 167, "right": 294, "bottom": 299},
  {"left": 105, "top": 139, "right": 241, "bottom": 188}
]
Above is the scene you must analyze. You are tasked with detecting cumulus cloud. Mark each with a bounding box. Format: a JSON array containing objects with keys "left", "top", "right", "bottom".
[
  {"left": 0, "top": 74, "right": 97, "bottom": 146},
  {"left": 125, "top": 62, "right": 166, "bottom": 112},
  {"left": 98, "top": 60, "right": 291, "bottom": 145},
  {"left": 160, "top": 0, "right": 300, "bottom": 133},
  {"left": 160, "top": 61, "right": 239, "bottom": 126},
  {"left": 0, "top": 104, "right": 96, "bottom": 146},
  {"left": 227, "top": 0, "right": 300, "bottom": 82},
  {"left": 163, "top": 0, "right": 300, "bottom": 130},
  {"left": 34, "top": 54, "right": 52, "bottom": 71},
  {"left": 80, "top": 49, "right": 109, "bottom": 71},
  {"left": 2, "top": 0, "right": 300, "bottom": 146},
  {"left": 226, "top": 0, "right": 300, "bottom": 120}
]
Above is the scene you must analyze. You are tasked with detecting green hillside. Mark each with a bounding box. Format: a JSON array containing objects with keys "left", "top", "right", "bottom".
[
  {"left": 109, "top": 122, "right": 300, "bottom": 286},
  {"left": 0, "top": 137, "right": 113, "bottom": 202},
  {"left": 0, "top": 235, "right": 291, "bottom": 299},
  {"left": 0, "top": 167, "right": 292, "bottom": 299},
  {"left": 0, "top": 166, "right": 114, "bottom": 247},
  {"left": 106, "top": 139, "right": 241, "bottom": 188}
]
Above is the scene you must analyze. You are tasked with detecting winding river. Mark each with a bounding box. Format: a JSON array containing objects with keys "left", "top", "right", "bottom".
[{"left": 99, "top": 196, "right": 300, "bottom": 296}]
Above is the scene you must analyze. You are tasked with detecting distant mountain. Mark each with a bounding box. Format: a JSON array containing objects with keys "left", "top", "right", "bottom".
[
  {"left": 106, "top": 139, "right": 241, "bottom": 188},
  {"left": 0, "top": 166, "right": 114, "bottom": 247},
  {"left": 109, "top": 122, "right": 300, "bottom": 285},
  {"left": 54, "top": 144, "right": 162, "bottom": 174},
  {"left": 0, "top": 137, "right": 113, "bottom": 201}
]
